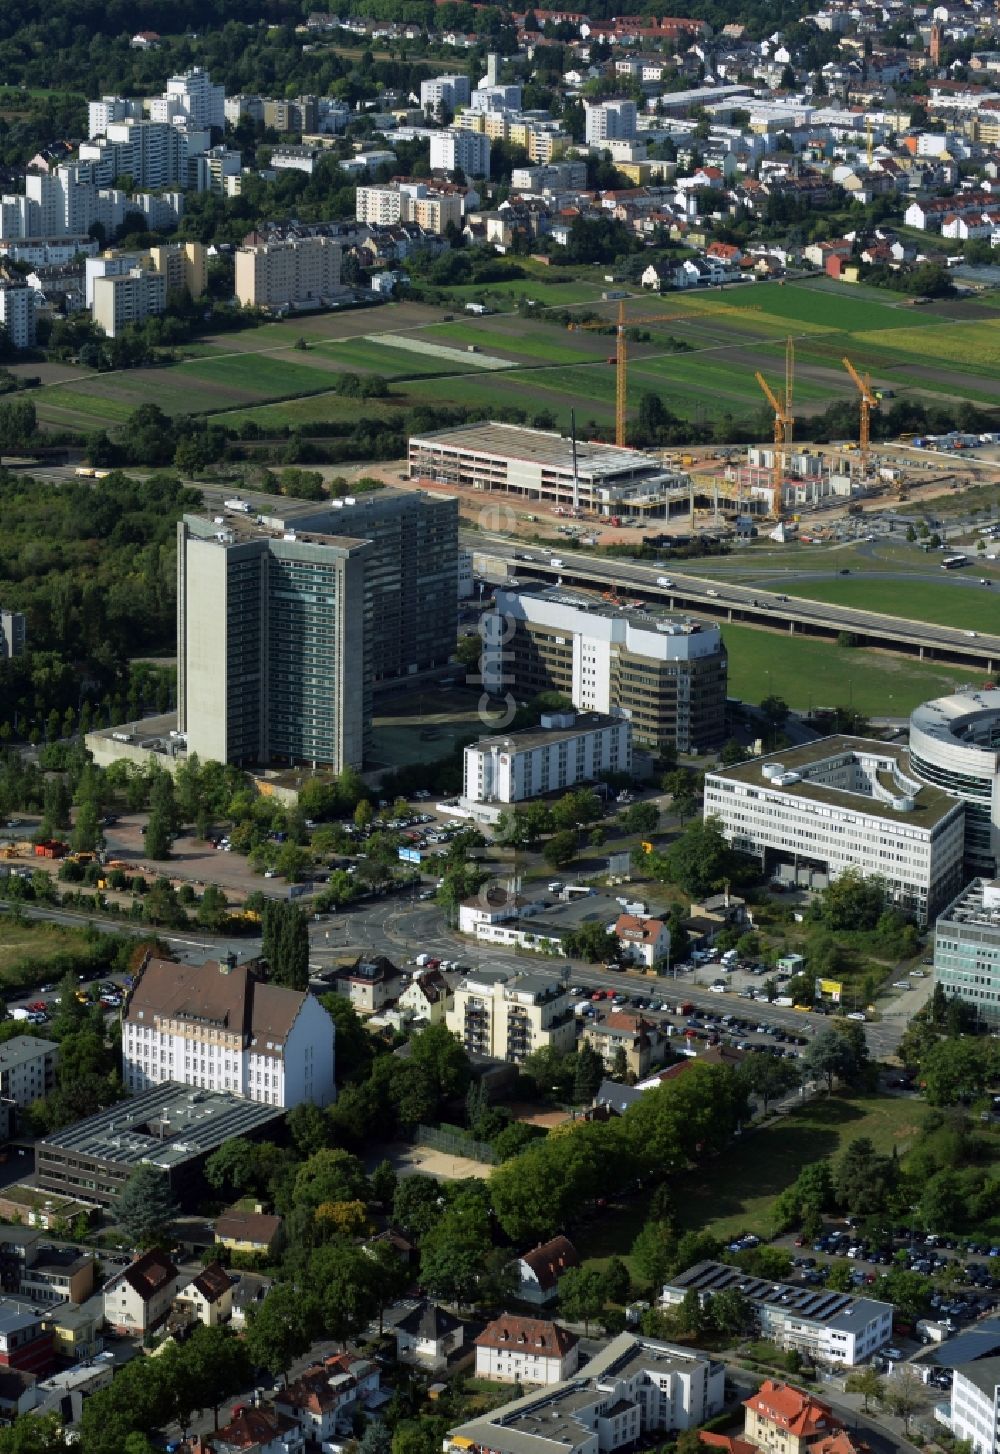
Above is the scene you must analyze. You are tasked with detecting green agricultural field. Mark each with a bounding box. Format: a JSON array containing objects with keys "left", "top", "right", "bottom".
[
  {"left": 715, "top": 280, "right": 936, "bottom": 333},
  {"left": 424, "top": 319, "right": 599, "bottom": 364},
  {"left": 440, "top": 278, "right": 610, "bottom": 307},
  {"left": 857, "top": 319, "right": 1000, "bottom": 376},
  {"left": 212, "top": 390, "right": 418, "bottom": 430},
  {"left": 721, "top": 622, "right": 974, "bottom": 716},
  {"left": 778, "top": 576, "right": 998, "bottom": 630}
]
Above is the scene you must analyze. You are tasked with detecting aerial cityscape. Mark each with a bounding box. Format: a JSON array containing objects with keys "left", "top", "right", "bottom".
[{"left": 1, "top": 2, "right": 1000, "bottom": 1452}]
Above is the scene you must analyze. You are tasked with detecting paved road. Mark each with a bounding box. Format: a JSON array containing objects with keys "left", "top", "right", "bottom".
[{"left": 469, "top": 533, "right": 1000, "bottom": 666}]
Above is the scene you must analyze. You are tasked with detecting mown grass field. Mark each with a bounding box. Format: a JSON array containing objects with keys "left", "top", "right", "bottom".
[
  {"left": 777, "top": 576, "right": 997, "bottom": 630},
  {"left": 0, "top": 920, "right": 101, "bottom": 989},
  {"left": 721, "top": 622, "right": 974, "bottom": 716},
  {"left": 28, "top": 276, "right": 1000, "bottom": 436}
]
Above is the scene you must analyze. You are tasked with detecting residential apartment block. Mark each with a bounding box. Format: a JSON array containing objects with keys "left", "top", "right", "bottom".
[
  {"left": 463, "top": 711, "right": 631, "bottom": 807},
  {"left": 457, "top": 109, "right": 566, "bottom": 162},
  {"left": 356, "top": 182, "right": 464, "bottom": 233},
  {"left": 662, "top": 1262, "right": 892, "bottom": 1366},
  {"left": 585, "top": 99, "right": 638, "bottom": 144},
  {"left": 0, "top": 611, "right": 26, "bottom": 658},
  {"left": 0, "top": 282, "right": 35, "bottom": 350},
  {"left": 933, "top": 878, "right": 1000, "bottom": 1029},
  {"left": 446, "top": 1332, "right": 725, "bottom": 1454},
  {"left": 485, "top": 584, "right": 727, "bottom": 754},
  {"left": 122, "top": 953, "right": 336, "bottom": 1108},
  {"left": 420, "top": 75, "right": 472, "bottom": 113},
  {"left": 0, "top": 164, "right": 184, "bottom": 245},
  {"left": 445, "top": 968, "right": 575, "bottom": 1063},
  {"left": 78, "top": 119, "right": 206, "bottom": 191},
  {"left": 0, "top": 1036, "right": 58, "bottom": 1119},
  {"left": 235, "top": 234, "right": 341, "bottom": 312},
  {"left": 86, "top": 242, "right": 207, "bottom": 309},
  {"left": 429, "top": 128, "right": 491, "bottom": 176},
  {"left": 474, "top": 1315, "right": 579, "bottom": 1385},
  {"left": 703, "top": 737, "right": 967, "bottom": 925},
  {"left": 92, "top": 267, "right": 167, "bottom": 338}
]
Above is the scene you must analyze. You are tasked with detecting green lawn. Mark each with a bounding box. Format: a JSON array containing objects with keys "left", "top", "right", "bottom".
[
  {"left": 577, "top": 1092, "right": 929, "bottom": 1269},
  {"left": 778, "top": 577, "right": 999, "bottom": 630},
  {"left": 721, "top": 622, "right": 974, "bottom": 716},
  {"left": 211, "top": 390, "right": 416, "bottom": 429}
]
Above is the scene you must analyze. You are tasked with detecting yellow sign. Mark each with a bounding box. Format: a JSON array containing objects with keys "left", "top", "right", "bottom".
[
  {"left": 817, "top": 978, "right": 843, "bottom": 1001},
  {"left": 641, "top": 841, "right": 654, "bottom": 854}
]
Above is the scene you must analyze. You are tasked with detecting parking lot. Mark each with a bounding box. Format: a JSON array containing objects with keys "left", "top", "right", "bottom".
[{"left": 568, "top": 984, "right": 810, "bottom": 1062}]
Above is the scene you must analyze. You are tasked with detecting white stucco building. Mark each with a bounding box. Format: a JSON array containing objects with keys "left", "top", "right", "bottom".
[
  {"left": 122, "top": 952, "right": 336, "bottom": 1107},
  {"left": 475, "top": 1315, "right": 579, "bottom": 1384},
  {"left": 463, "top": 711, "right": 631, "bottom": 806},
  {"left": 951, "top": 1357, "right": 1000, "bottom": 1454},
  {"left": 584, "top": 99, "right": 638, "bottom": 144},
  {"left": 703, "top": 737, "right": 966, "bottom": 925}
]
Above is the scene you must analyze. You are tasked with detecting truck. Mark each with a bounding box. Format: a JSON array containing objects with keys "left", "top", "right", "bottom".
[
  {"left": 224, "top": 497, "right": 251, "bottom": 514},
  {"left": 9, "top": 1007, "right": 29, "bottom": 1022},
  {"left": 656, "top": 575, "right": 674, "bottom": 588},
  {"left": 549, "top": 557, "right": 564, "bottom": 569}
]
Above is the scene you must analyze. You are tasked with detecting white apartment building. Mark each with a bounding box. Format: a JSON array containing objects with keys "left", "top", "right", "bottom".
[
  {"left": 92, "top": 267, "right": 167, "bottom": 338},
  {"left": 703, "top": 737, "right": 967, "bottom": 925},
  {"left": 0, "top": 166, "right": 183, "bottom": 245},
  {"left": 951, "top": 1357, "right": 1000, "bottom": 1454},
  {"left": 356, "top": 183, "right": 463, "bottom": 234},
  {"left": 471, "top": 84, "right": 523, "bottom": 112},
  {"left": 429, "top": 128, "right": 491, "bottom": 176},
  {"left": 463, "top": 710, "right": 630, "bottom": 807},
  {"left": 88, "top": 96, "right": 143, "bottom": 139},
  {"left": 585, "top": 99, "right": 638, "bottom": 144},
  {"left": 78, "top": 120, "right": 206, "bottom": 189},
  {"left": 447, "top": 1332, "right": 725, "bottom": 1454},
  {"left": 474, "top": 1316, "right": 579, "bottom": 1385},
  {"left": 0, "top": 1036, "right": 58, "bottom": 1111},
  {"left": 122, "top": 953, "right": 336, "bottom": 1108},
  {"left": 663, "top": 1263, "right": 892, "bottom": 1367},
  {"left": 235, "top": 235, "right": 342, "bottom": 311},
  {"left": 420, "top": 75, "right": 472, "bottom": 113},
  {"left": 445, "top": 968, "right": 575, "bottom": 1063},
  {"left": 0, "top": 282, "right": 36, "bottom": 350},
  {"left": 151, "top": 68, "right": 225, "bottom": 130}
]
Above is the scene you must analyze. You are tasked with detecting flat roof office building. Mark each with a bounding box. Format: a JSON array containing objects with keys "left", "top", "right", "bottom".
[
  {"left": 486, "top": 584, "right": 726, "bottom": 753},
  {"left": 909, "top": 688, "right": 1000, "bottom": 876},
  {"left": 662, "top": 1262, "right": 892, "bottom": 1367},
  {"left": 407, "top": 421, "right": 687, "bottom": 517},
  {"left": 463, "top": 711, "right": 631, "bottom": 806},
  {"left": 35, "top": 1083, "right": 285, "bottom": 1210},
  {"left": 934, "top": 878, "right": 1000, "bottom": 1029},
  {"left": 177, "top": 488, "right": 457, "bottom": 769},
  {"left": 703, "top": 737, "right": 966, "bottom": 925}
]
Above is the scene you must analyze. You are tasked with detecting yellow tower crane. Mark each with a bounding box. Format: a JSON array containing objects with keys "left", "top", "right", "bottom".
[
  {"left": 754, "top": 337, "right": 795, "bottom": 513},
  {"left": 842, "top": 354, "right": 878, "bottom": 473},
  {"left": 569, "top": 299, "right": 689, "bottom": 448}
]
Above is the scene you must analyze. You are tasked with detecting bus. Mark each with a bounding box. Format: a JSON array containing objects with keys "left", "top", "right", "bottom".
[{"left": 941, "top": 554, "right": 969, "bottom": 570}]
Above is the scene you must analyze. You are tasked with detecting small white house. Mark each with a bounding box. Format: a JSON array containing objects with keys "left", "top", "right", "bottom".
[
  {"left": 103, "top": 1249, "right": 178, "bottom": 1335},
  {"left": 510, "top": 1236, "right": 580, "bottom": 1307},
  {"left": 615, "top": 913, "right": 670, "bottom": 968},
  {"left": 394, "top": 1300, "right": 465, "bottom": 1369},
  {"left": 174, "top": 1262, "right": 233, "bottom": 1327},
  {"left": 474, "top": 1315, "right": 579, "bottom": 1385}
]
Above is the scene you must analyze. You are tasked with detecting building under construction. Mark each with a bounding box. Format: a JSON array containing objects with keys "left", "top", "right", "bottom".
[{"left": 407, "top": 421, "right": 691, "bottom": 519}]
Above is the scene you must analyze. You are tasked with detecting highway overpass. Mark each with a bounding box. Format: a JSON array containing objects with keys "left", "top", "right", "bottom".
[{"left": 467, "top": 534, "right": 1000, "bottom": 673}]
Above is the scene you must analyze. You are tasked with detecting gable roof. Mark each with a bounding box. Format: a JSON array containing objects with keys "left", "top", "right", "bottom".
[
  {"left": 189, "top": 1262, "right": 232, "bottom": 1304},
  {"left": 120, "top": 1248, "right": 178, "bottom": 1300},
  {"left": 210, "top": 1407, "right": 298, "bottom": 1451},
  {"left": 475, "top": 1314, "right": 578, "bottom": 1356},
  {"left": 745, "top": 1382, "right": 840, "bottom": 1438},
  {"left": 518, "top": 1236, "right": 579, "bottom": 1290},
  {"left": 215, "top": 1209, "right": 283, "bottom": 1245},
  {"left": 127, "top": 956, "right": 305, "bottom": 1056},
  {"left": 616, "top": 913, "right": 665, "bottom": 942}
]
